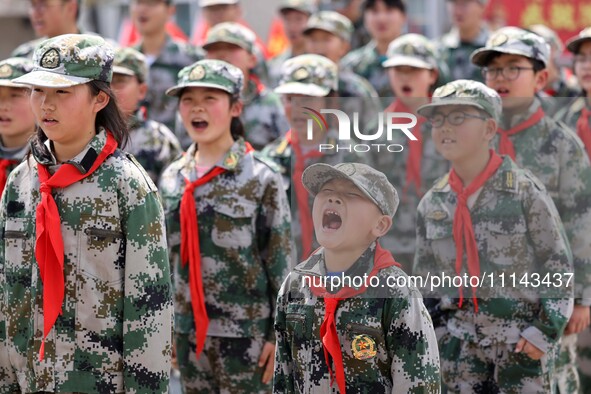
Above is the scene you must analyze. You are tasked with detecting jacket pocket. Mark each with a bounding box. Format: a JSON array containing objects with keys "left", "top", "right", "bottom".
[{"left": 211, "top": 201, "right": 257, "bottom": 249}]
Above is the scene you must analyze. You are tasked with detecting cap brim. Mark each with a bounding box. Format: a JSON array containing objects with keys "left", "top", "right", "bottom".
[
  {"left": 200, "top": 0, "right": 239, "bottom": 6},
  {"left": 203, "top": 39, "right": 250, "bottom": 53},
  {"left": 382, "top": 55, "right": 434, "bottom": 69},
  {"left": 417, "top": 100, "right": 487, "bottom": 118},
  {"left": 166, "top": 82, "right": 234, "bottom": 97},
  {"left": 302, "top": 163, "right": 380, "bottom": 208},
  {"left": 566, "top": 36, "right": 591, "bottom": 53},
  {"left": 470, "top": 47, "right": 542, "bottom": 67},
  {"left": 12, "top": 70, "right": 91, "bottom": 88},
  {"left": 274, "top": 82, "right": 329, "bottom": 96},
  {"left": 112, "top": 66, "right": 136, "bottom": 77},
  {"left": 303, "top": 26, "right": 348, "bottom": 42},
  {"left": 0, "top": 80, "right": 30, "bottom": 88}
]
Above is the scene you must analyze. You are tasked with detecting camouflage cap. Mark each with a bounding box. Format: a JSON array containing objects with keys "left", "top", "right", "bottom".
[
  {"left": 275, "top": 54, "right": 338, "bottom": 96},
  {"left": 417, "top": 79, "right": 502, "bottom": 121},
  {"left": 203, "top": 22, "right": 256, "bottom": 54},
  {"left": 471, "top": 26, "right": 550, "bottom": 67},
  {"left": 279, "top": 0, "right": 317, "bottom": 15},
  {"left": 302, "top": 162, "right": 399, "bottom": 217},
  {"left": 199, "top": 0, "right": 239, "bottom": 7},
  {"left": 166, "top": 59, "right": 244, "bottom": 99},
  {"left": 303, "top": 11, "right": 353, "bottom": 42},
  {"left": 382, "top": 33, "right": 438, "bottom": 70},
  {"left": 566, "top": 27, "right": 591, "bottom": 54},
  {"left": 0, "top": 57, "right": 34, "bottom": 88},
  {"left": 112, "top": 47, "right": 148, "bottom": 82},
  {"left": 12, "top": 34, "right": 114, "bottom": 88},
  {"left": 528, "top": 24, "right": 564, "bottom": 53}
]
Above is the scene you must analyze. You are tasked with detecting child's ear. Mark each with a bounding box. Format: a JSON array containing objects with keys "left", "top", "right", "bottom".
[
  {"left": 247, "top": 52, "right": 257, "bottom": 70},
  {"left": 338, "top": 38, "right": 351, "bottom": 59},
  {"left": 230, "top": 100, "right": 243, "bottom": 117},
  {"left": 138, "top": 82, "right": 148, "bottom": 101},
  {"left": 372, "top": 215, "right": 392, "bottom": 238},
  {"left": 429, "top": 69, "right": 439, "bottom": 86},
  {"left": 533, "top": 69, "right": 548, "bottom": 93},
  {"left": 93, "top": 90, "right": 110, "bottom": 113},
  {"left": 483, "top": 117, "right": 497, "bottom": 142}
]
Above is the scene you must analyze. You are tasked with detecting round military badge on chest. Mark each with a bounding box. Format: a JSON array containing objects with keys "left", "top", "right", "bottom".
[
  {"left": 351, "top": 334, "right": 377, "bottom": 360},
  {"left": 0, "top": 64, "right": 12, "bottom": 78},
  {"left": 40, "top": 48, "right": 60, "bottom": 69}
]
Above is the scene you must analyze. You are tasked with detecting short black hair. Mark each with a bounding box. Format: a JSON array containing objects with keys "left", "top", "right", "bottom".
[
  {"left": 487, "top": 52, "right": 546, "bottom": 73},
  {"left": 363, "top": 0, "right": 406, "bottom": 13}
]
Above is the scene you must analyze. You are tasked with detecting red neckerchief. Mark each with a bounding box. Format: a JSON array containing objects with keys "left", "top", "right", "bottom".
[
  {"left": 36, "top": 131, "right": 118, "bottom": 360},
  {"left": 289, "top": 130, "right": 324, "bottom": 258},
  {"left": 308, "top": 243, "right": 400, "bottom": 394},
  {"left": 180, "top": 142, "right": 254, "bottom": 357},
  {"left": 0, "top": 159, "right": 18, "bottom": 196},
  {"left": 498, "top": 107, "right": 544, "bottom": 160},
  {"left": 576, "top": 107, "right": 591, "bottom": 159},
  {"left": 448, "top": 150, "right": 503, "bottom": 313}
]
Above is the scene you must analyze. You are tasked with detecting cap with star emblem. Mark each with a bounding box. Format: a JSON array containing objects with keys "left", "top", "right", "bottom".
[
  {"left": 566, "top": 27, "right": 591, "bottom": 54},
  {"left": 12, "top": 34, "right": 114, "bottom": 88},
  {"left": 166, "top": 59, "right": 244, "bottom": 99},
  {"left": 302, "top": 162, "right": 399, "bottom": 217},
  {"left": 471, "top": 26, "right": 550, "bottom": 67},
  {"left": 382, "top": 33, "right": 438, "bottom": 70},
  {"left": 303, "top": 11, "right": 353, "bottom": 42},
  {"left": 274, "top": 54, "right": 338, "bottom": 96},
  {"left": 417, "top": 79, "right": 502, "bottom": 121},
  {"left": 112, "top": 47, "right": 148, "bottom": 82},
  {"left": 0, "top": 57, "right": 34, "bottom": 88},
  {"left": 203, "top": 22, "right": 256, "bottom": 54}
]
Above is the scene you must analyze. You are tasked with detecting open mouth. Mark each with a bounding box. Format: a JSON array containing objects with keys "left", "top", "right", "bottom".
[
  {"left": 441, "top": 138, "right": 456, "bottom": 145},
  {"left": 322, "top": 209, "right": 342, "bottom": 231},
  {"left": 43, "top": 117, "right": 58, "bottom": 125},
  {"left": 191, "top": 119, "right": 208, "bottom": 131},
  {"left": 0, "top": 116, "right": 11, "bottom": 123},
  {"left": 401, "top": 85, "right": 412, "bottom": 94},
  {"left": 496, "top": 87, "right": 510, "bottom": 96}
]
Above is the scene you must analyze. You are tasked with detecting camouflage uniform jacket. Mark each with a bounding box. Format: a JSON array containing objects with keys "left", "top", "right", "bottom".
[
  {"left": 340, "top": 40, "right": 392, "bottom": 98},
  {"left": 158, "top": 138, "right": 291, "bottom": 342},
  {"left": 241, "top": 76, "right": 290, "bottom": 150},
  {"left": 0, "top": 140, "right": 28, "bottom": 186},
  {"left": 274, "top": 242, "right": 441, "bottom": 393},
  {"left": 439, "top": 27, "right": 489, "bottom": 83},
  {"left": 555, "top": 95, "right": 588, "bottom": 131},
  {"left": 126, "top": 108, "right": 183, "bottom": 185},
  {"left": 493, "top": 99, "right": 591, "bottom": 305},
  {"left": 414, "top": 155, "right": 574, "bottom": 353},
  {"left": 133, "top": 36, "right": 204, "bottom": 140},
  {"left": 0, "top": 129, "right": 173, "bottom": 393}
]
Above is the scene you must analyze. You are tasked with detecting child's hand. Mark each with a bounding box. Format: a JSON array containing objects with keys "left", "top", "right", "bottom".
[
  {"left": 564, "top": 305, "right": 591, "bottom": 335},
  {"left": 514, "top": 338, "right": 544, "bottom": 360},
  {"left": 258, "top": 341, "right": 276, "bottom": 384}
]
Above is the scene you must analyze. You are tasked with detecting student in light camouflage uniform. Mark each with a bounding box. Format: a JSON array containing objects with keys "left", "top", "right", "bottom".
[
  {"left": 203, "top": 22, "right": 290, "bottom": 150},
  {"left": 414, "top": 80, "right": 574, "bottom": 393},
  {"left": 130, "top": 0, "right": 204, "bottom": 147},
  {"left": 0, "top": 58, "right": 35, "bottom": 198},
  {"left": 264, "top": 54, "right": 353, "bottom": 263},
  {"left": 559, "top": 27, "right": 591, "bottom": 393},
  {"left": 267, "top": 0, "right": 317, "bottom": 87},
  {"left": 111, "top": 47, "right": 182, "bottom": 185},
  {"left": 274, "top": 162, "right": 441, "bottom": 393},
  {"left": 439, "top": 0, "right": 489, "bottom": 83},
  {"left": 159, "top": 59, "right": 291, "bottom": 393},
  {"left": 340, "top": 0, "right": 407, "bottom": 98},
  {"left": 471, "top": 27, "right": 591, "bottom": 394},
  {"left": 375, "top": 33, "right": 449, "bottom": 273},
  {"left": 11, "top": 0, "right": 83, "bottom": 59},
  {"left": 0, "top": 34, "right": 172, "bottom": 393},
  {"left": 318, "top": 0, "right": 369, "bottom": 50}
]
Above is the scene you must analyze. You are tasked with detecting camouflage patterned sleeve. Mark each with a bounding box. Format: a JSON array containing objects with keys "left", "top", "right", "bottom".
[
  {"left": 555, "top": 130, "right": 591, "bottom": 306},
  {"left": 273, "top": 274, "right": 295, "bottom": 393},
  {"left": 383, "top": 289, "right": 441, "bottom": 393},
  {"left": 256, "top": 169, "right": 292, "bottom": 343},
  {"left": 122, "top": 191, "right": 173, "bottom": 392},
  {"left": 0, "top": 184, "right": 19, "bottom": 391},
  {"left": 520, "top": 179, "right": 574, "bottom": 354}
]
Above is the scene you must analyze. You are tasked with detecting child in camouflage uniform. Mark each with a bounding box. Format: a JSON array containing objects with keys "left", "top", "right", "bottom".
[
  {"left": 414, "top": 79, "right": 574, "bottom": 393},
  {"left": 111, "top": 47, "right": 182, "bottom": 185},
  {"left": 0, "top": 57, "right": 35, "bottom": 197},
  {"left": 159, "top": 59, "right": 291, "bottom": 393},
  {"left": 203, "top": 22, "right": 290, "bottom": 150},
  {"left": 0, "top": 34, "right": 173, "bottom": 393},
  {"left": 264, "top": 54, "right": 352, "bottom": 263},
  {"left": 377, "top": 33, "right": 449, "bottom": 273},
  {"left": 274, "top": 162, "right": 441, "bottom": 393},
  {"left": 471, "top": 26, "right": 591, "bottom": 393}
]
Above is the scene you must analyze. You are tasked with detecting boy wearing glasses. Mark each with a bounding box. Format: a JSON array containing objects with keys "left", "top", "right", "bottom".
[
  {"left": 471, "top": 26, "right": 591, "bottom": 393},
  {"left": 414, "top": 79, "right": 574, "bottom": 393}
]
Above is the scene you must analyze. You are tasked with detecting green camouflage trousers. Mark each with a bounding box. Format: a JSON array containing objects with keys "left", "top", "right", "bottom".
[
  {"left": 175, "top": 334, "right": 271, "bottom": 394},
  {"left": 578, "top": 328, "right": 591, "bottom": 394},
  {"left": 440, "top": 333, "right": 553, "bottom": 394},
  {"left": 553, "top": 334, "right": 580, "bottom": 393}
]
